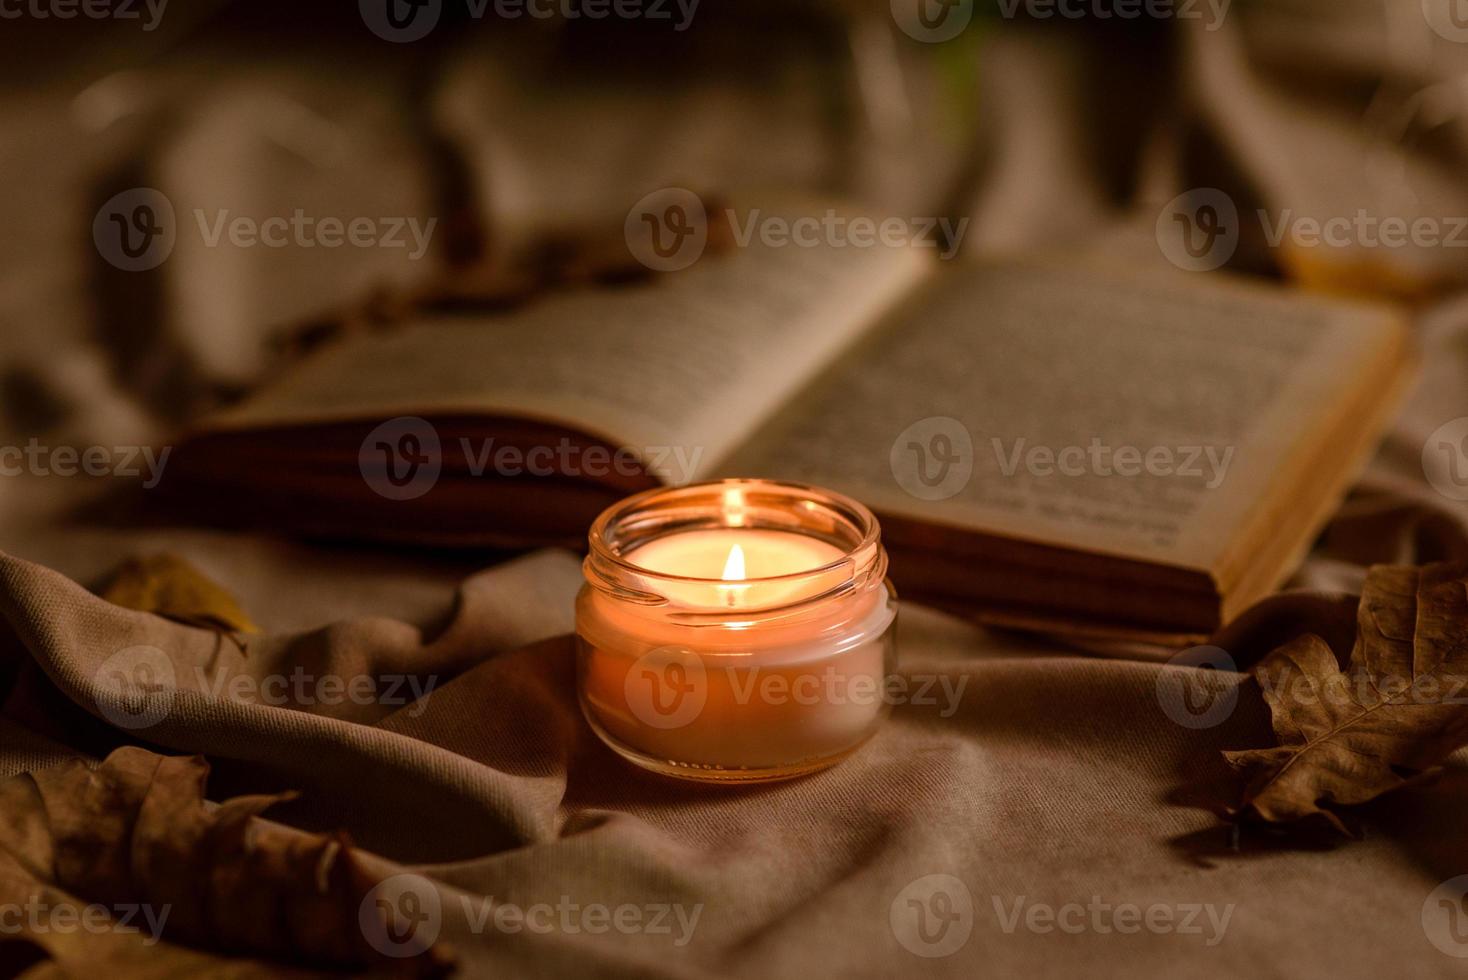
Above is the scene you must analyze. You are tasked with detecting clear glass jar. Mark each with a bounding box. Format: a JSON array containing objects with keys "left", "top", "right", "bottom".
[{"left": 576, "top": 479, "right": 898, "bottom": 783}]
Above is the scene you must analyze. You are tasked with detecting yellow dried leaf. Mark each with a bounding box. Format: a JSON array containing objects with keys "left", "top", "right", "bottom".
[{"left": 100, "top": 553, "right": 259, "bottom": 652}]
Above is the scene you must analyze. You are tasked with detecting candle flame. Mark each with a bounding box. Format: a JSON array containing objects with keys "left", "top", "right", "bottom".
[{"left": 721, "top": 543, "right": 746, "bottom": 581}]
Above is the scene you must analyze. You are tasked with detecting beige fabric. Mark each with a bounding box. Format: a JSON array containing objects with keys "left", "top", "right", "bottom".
[
  {"left": 0, "top": 528, "right": 1465, "bottom": 977},
  {"left": 6, "top": 5, "right": 1468, "bottom": 977}
]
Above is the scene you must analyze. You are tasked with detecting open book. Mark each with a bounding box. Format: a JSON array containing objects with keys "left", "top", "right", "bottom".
[{"left": 165, "top": 221, "right": 1413, "bottom": 641}]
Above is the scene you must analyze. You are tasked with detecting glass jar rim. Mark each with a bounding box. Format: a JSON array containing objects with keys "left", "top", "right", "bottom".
[
  {"left": 587, "top": 479, "right": 883, "bottom": 587},
  {"left": 581, "top": 475, "right": 880, "bottom": 613}
]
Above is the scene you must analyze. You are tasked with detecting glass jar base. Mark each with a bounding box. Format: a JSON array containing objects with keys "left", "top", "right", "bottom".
[{"left": 585, "top": 713, "right": 874, "bottom": 784}]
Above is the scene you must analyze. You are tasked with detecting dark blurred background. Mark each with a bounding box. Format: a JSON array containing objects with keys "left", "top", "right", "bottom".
[{"left": 2, "top": 0, "right": 1466, "bottom": 460}]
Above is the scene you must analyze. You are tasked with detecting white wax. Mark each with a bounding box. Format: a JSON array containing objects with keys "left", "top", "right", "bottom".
[
  {"left": 625, "top": 529, "right": 844, "bottom": 609},
  {"left": 627, "top": 528, "right": 842, "bottom": 578},
  {"left": 580, "top": 594, "right": 894, "bottom": 772}
]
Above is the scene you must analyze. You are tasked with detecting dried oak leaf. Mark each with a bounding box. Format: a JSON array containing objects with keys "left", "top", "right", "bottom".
[
  {"left": 100, "top": 553, "right": 258, "bottom": 654},
  {"left": 0, "top": 747, "right": 454, "bottom": 976},
  {"left": 1225, "top": 561, "right": 1468, "bottom": 832}
]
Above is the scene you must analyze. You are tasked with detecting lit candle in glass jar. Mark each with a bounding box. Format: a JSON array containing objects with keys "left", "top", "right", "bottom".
[{"left": 576, "top": 480, "right": 898, "bottom": 782}]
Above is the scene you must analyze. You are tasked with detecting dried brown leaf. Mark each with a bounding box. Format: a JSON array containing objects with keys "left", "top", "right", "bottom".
[
  {"left": 1225, "top": 560, "right": 1468, "bottom": 832},
  {"left": 0, "top": 747, "right": 455, "bottom": 976}
]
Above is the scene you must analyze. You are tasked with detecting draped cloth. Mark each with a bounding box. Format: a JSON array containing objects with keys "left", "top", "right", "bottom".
[{"left": 5, "top": 3, "right": 1468, "bottom": 975}]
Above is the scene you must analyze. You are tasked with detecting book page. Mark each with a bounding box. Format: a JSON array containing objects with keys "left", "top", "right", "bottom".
[
  {"left": 200, "top": 224, "right": 930, "bottom": 483},
  {"left": 718, "top": 261, "right": 1403, "bottom": 571}
]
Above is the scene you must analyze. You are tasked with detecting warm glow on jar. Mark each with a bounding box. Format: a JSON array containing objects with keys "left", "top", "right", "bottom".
[{"left": 575, "top": 479, "right": 898, "bottom": 783}]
